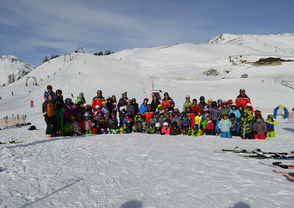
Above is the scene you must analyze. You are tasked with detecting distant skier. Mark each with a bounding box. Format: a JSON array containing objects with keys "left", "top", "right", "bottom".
[
  {"left": 30, "top": 100, "right": 34, "bottom": 108},
  {"left": 11, "top": 92, "right": 13, "bottom": 96}
]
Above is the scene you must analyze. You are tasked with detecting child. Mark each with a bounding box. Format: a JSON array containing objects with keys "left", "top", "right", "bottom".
[
  {"left": 244, "top": 103, "right": 253, "bottom": 120},
  {"left": 229, "top": 103, "right": 241, "bottom": 120},
  {"left": 252, "top": 115, "right": 267, "bottom": 139},
  {"left": 123, "top": 113, "right": 134, "bottom": 124},
  {"left": 60, "top": 119, "right": 73, "bottom": 136},
  {"left": 104, "top": 114, "right": 111, "bottom": 132},
  {"left": 171, "top": 112, "right": 181, "bottom": 128},
  {"left": 170, "top": 121, "right": 181, "bottom": 135},
  {"left": 147, "top": 124, "right": 155, "bottom": 134},
  {"left": 158, "top": 113, "right": 165, "bottom": 128},
  {"left": 219, "top": 101, "right": 230, "bottom": 116},
  {"left": 120, "top": 123, "right": 130, "bottom": 134},
  {"left": 126, "top": 99, "right": 135, "bottom": 118},
  {"left": 194, "top": 110, "right": 202, "bottom": 127},
  {"left": 142, "top": 121, "right": 148, "bottom": 133},
  {"left": 229, "top": 113, "right": 241, "bottom": 136},
  {"left": 101, "top": 101, "right": 109, "bottom": 115},
  {"left": 167, "top": 111, "right": 174, "bottom": 124},
  {"left": 190, "top": 124, "right": 203, "bottom": 136},
  {"left": 182, "top": 123, "right": 191, "bottom": 135},
  {"left": 92, "top": 123, "right": 102, "bottom": 134},
  {"left": 218, "top": 113, "right": 232, "bottom": 138},
  {"left": 135, "top": 112, "right": 145, "bottom": 124},
  {"left": 210, "top": 101, "right": 220, "bottom": 132},
  {"left": 161, "top": 122, "right": 170, "bottom": 135},
  {"left": 109, "top": 118, "right": 119, "bottom": 134},
  {"left": 119, "top": 109, "right": 126, "bottom": 128},
  {"left": 70, "top": 116, "right": 82, "bottom": 135},
  {"left": 83, "top": 114, "right": 93, "bottom": 134},
  {"left": 55, "top": 97, "right": 65, "bottom": 134},
  {"left": 217, "top": 99, "right": 223, "bottom": 109},
  {"left": 202, "top": 115, "right": 214, "bottom": 135},
  {"left": 135, "top": 121, "right": 143, "bottom": 133},
  {"left": 240, "top": 114, "right": 253, "bottom": 139},
  {"left": 180, "top": 112, "right": 191, "bottom": 129},
  {"left": 149, "top": 112, "right": 158, "bottom": 126},
  {"left": 265, "top": 114, "right": 277, "bottom": 137},
  {"left": 94, "top": 109, "right": 104, "bottom": 124},
  {"left": 173, "top": 106, "right": 180, "bottom": 114},
  {"left": 155, "top": 123, "right": 162, "bottom": 134},
  {"left": 63, "top": 98, "right": 75, "bottom": 120},
  {"left": 163, "top": 105, "right": 170, "bottom": 119}
]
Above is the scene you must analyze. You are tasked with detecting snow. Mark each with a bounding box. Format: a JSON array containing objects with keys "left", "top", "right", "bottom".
[
  {"left": 1, "top": 33, "right": 294, "bottom": 207},
  {"left": 0, "top": 55, "right": 35, "bottom": 87}
]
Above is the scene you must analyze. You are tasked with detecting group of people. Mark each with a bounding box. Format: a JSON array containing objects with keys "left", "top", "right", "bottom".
[{"left": 42, "top": 86, "right": 277, "bottom": 139}]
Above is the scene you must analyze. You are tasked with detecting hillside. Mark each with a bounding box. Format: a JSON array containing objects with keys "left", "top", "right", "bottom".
[
  {"left": 0, "top": 33, "right": 294, "bottom": 207},
  {"left": 0, "top": 55, "right": 35, "bottom": 87}
]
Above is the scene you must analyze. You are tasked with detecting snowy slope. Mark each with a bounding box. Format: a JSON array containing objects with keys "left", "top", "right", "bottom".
[
  {"left": 0, "top": 55, "right": 35, "bottom": 87},
  {"left": 1, "top": 33, "right": 294, "bottom": 207}
]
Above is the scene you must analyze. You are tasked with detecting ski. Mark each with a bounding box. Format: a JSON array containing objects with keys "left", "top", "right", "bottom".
[
  {"left": 0, "top": 141, "right": 23, "bottom": 145},
  {"left": 260, "top": 162, "right": 294, "bottom": 169},
  {"left": 273, "top": 170, "right": 294, "bottom": 182},
  {"left": 239, "top": 154, "right": 294, "bottom": 160},
  {"left": 214, "top": 147, "right": 289, "bottom": 155}
]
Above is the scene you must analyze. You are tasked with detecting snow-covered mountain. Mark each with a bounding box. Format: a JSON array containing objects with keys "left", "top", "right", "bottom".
[
  {"left": 0, "top": 55, "right": 35, "bottom": 87},
  {"left": 1, "top": 33, "right": 294, "bottom": 207}
]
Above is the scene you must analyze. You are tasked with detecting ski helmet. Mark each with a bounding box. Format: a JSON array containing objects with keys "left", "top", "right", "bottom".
[
  {"left": 193, "top": 124, "right": 199, "bottom": 129},
  {"left": 172, "top": 121, "right": 177, "bottom": 127},
  {"left": 56, "top": 89, "right": 62, "bottom": 94},
  {"left": 229, "top": 113, "right": 235, "bottom": 119},
  {"left": 268, "top": 114, "right": 273, "bottom": 119},
  {"left": 212, "top": 101, "right": 217, "bottom": 106},
  {"left": 164, "top": 92, "right": 169, "bottom": 96},
  {"left": 163, "top": 122, "right": 169, "bottom": 126},
  {"left": 228, "top": 99, "right": 233, "bottom": 104},
  {"left": 47, "top": 85, "right": 52, "bottom": 89},
  {"left": 183, "top": 123, "right": 189, "bottom": 127},
  {"left": 155, "top": 123, "right": 160, "bottom": 128},
  {"left": 131, "top": 98, "right": 136, "bottom": 102},
  {"left": 193, "top": 99, "right": 197, "bottom": 103},
  {"left": 200, "top": 96, "right": 205, "bottom": 101}
]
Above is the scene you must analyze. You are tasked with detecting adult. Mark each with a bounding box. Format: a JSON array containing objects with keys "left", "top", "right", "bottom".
[
  {"left": 131, "top": 98, "right": 139, "bottom": 115},
  {"left": 55, "top": 89, "right": 64, "bottom": 104},
  {"left": 182, "top": 95, "right": 193, "bottom": 112},
  {"left": 140, "top": 98, "right": 149, "bottom": 114},
  {"left": 91, "top": 90, "right": 105, "bottom": 109},
  {"left": 151, "top": 95, "right": 161, "bottom": 111},
  {"left": 42, "top": 94, "right": 56, "bottom": 137},
  {"left": 162, "top": 92, "right": 173, "bottom": 109},
  {"left": 44, "top": 85, "right": 56, "bottom": 100},
  {"left": 75, "top": 92, "right": 86, "bottom": 108},
  {"left": 118, "top": 92, "right": 128, "bottom": 106},
  {"left": 236, "top": 89, "right": 250, "bottom": 101}
]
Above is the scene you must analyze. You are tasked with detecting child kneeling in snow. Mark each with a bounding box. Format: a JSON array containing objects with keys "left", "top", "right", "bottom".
[
  {"left": 218, "top": 113, "right": 232, "bottom": 138},
  {"left": 252, "top": 115, "right": 267, "bottom": 139},
  {"left": 202, "top": 115, "right": 215, "bottom": 135},
  {"left": 265, "top": 114, "right": 277, "bottom": 137}
]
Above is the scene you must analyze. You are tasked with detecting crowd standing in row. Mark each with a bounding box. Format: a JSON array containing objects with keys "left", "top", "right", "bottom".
[{"left": 42, "top": 86, "right": 277, "bottom": 139}]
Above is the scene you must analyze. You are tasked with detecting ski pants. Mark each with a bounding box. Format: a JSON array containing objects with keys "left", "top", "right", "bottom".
[
  {"left": 45, "top": 116, "right": 56, "bottom": 135},
  {"left": 220, "top": 131, "right": 232, "bottom": 138},
  {"left": 254, "top": 134, "right": 266, "bottom": 140},
  {"left": 240, "top": 132, "right": 253, "bottom": 139},
  {"left": 84, "top": 129, "right": 93, "bottom": 134},
  {"left": 267, "top": 131, "right": 275, "bottom": 137},
  {"left": 231, "top": 130, "right": 241, "bottom": 136}
]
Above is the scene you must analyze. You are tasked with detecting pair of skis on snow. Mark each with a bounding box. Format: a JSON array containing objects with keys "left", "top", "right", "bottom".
[
  {"left": 214, "top": 147, "right": 294, "bottom": 182},
  {"left": 213, "top": 147, "right": 294, "bottom": 160},
  {"left": 260, "top": 162, "right": 294, "bottom": 182}
]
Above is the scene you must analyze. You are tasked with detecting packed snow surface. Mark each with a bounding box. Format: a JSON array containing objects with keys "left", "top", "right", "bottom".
[{"left": 0, "top": 33, "right": 294, "bottom": 207}]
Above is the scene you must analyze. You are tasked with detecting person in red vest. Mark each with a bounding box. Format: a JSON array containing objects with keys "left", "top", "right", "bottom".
[
  {"left": 143, "top": 104, "right": 154, "bottom": 124},
  {"left": 92, "top": 90, "right": 105, "bottom": 109},
  {"left": 236, "top": 89, "right": 250, "bottom": 100}
]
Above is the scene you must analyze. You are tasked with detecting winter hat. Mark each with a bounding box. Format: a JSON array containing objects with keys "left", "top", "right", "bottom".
[
  {"left": 79, "top": 92, "right": 84, "bottom": 96},
  {"left": 206, "top": 114, "right": 211, "bottom": 118},
  {"left": 204, "top": 108, "right": 209, "bottom": 112}
]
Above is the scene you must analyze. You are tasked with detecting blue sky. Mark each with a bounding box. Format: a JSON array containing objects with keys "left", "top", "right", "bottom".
[{"left": 0, "top": 0, "right": 293, "bottom": 66}]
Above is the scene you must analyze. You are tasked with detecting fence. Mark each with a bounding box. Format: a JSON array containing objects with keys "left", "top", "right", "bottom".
[{"left": 0, "top": 116, "right": 27, "bottom": 128}]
